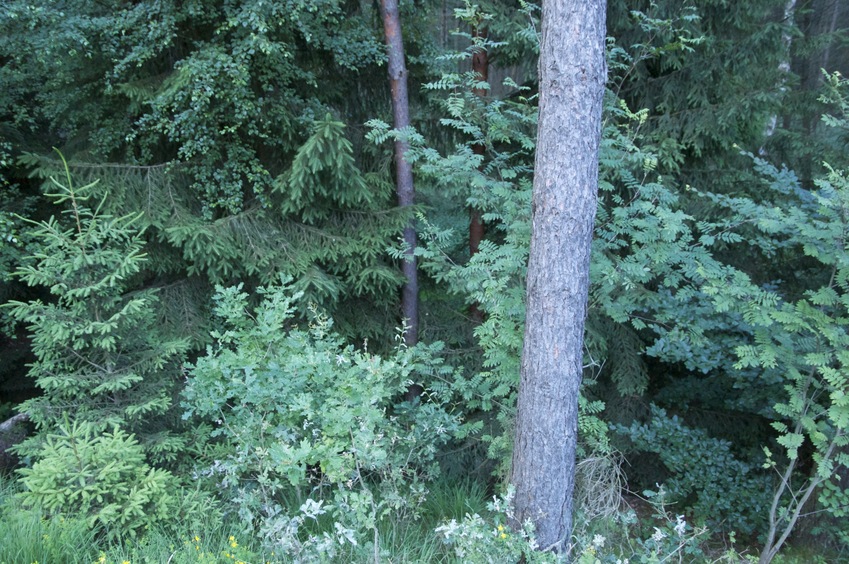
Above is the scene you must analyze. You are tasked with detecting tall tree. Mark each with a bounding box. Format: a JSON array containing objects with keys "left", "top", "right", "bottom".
[
  {"left": 468, "top": 20, "right": 489, "bottom": 325},
  {"left": 509, "top": 0, "right": 607, "bottom": 553},
  {"left": 380, "top": 0, "right": 419, "bottom": 346},
  {"left": 0, "top": 0, "right": 409, "bottom": 344},
  {"left": 469, "top": 23, "right": 489, "bottom": 262}
]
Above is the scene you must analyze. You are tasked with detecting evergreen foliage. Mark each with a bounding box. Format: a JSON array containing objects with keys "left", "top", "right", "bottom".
[
  {"left": 19, "top": 119, "right": 409, "bottom": 343},
  {"left": 1, "top": 0, "right": 849, "bottom": 559},
  {"left": 16, "top": 419, "right": 180, "bottom": 538},
  {"left": 0, "top": 0, "right": 426, "bottom": 346},
  {"left": 7, "top": 158, "right": 189, "bottom": 463},
  {"left": 608, "top": 0, "right": 789, "bottom": 183}
]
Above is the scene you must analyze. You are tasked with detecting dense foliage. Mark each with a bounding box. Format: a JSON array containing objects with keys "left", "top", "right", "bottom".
[
  {"left": 7, "top": 157, "right": 189, "bottom": 463},
  {"left": 182, "top": 280, "right": 458, "bottom": 558},
  {"left": 1, "top": 0, "right": 849, "bottom": 561}
]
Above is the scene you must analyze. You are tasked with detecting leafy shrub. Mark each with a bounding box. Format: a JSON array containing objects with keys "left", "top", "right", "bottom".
[
  {"left": 571, "top": 485, "right": 748, "bottom": 564},
  {"left": 182, "top": 280, "right": 459, "bottom": 559},
  {"left": 615, "top": 405, "right": 771, "bottom": 534},
  {"left": 435, "top": 486, "right": 720, "bottom": 564},
  {"left": 435, "top": 487, "right": 557, "bottom": 564},
  {"left": 16, "top": 419, "right": 180, "bottom": 538}
]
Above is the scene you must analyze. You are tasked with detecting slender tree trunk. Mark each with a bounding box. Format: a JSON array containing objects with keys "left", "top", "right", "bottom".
[
  {"left": 380, "top": 0, "right": 418, "bottom": 347},
  {"left": 761, "top": 0, "right": 797, "bottom": 154},
  {"left": 469, "top": 25, "right": 488, "bottom": 324},
  {"left": 509, "top": 0, "right": 607, "bottom": 554},
  {"left": 469, "top": 25, "right": 488, "bottom": 260},
  {"left": 820, "top": 0, "right": 841, "bottom": 74}
]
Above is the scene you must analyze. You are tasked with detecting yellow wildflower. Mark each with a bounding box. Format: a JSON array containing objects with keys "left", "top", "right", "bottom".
[
  {"left": 194, "top": 535, "right": 200, "bottom": 542},
  {"left": 500, "top": 533, "right": 507, "bottom": 539}
]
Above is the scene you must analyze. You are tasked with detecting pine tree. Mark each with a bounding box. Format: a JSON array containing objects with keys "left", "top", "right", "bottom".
[{"left": 509, "top": 0, "right": 607, "bottom": 549}]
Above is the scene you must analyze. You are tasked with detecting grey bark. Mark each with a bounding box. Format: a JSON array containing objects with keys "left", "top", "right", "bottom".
[
  {"left": 0, "top": 412, "right": 29, "bottom": 470},
  {"left": 509, "top": 0, "right": 607, "bottom": 554},
  {"left": 380, "top": 0, "right": 418, "bottom": 347}
]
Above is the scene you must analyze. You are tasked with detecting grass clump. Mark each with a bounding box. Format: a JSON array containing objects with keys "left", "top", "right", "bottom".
[{"left": 0, "top": 477, "right": 98, "bottom": 564}]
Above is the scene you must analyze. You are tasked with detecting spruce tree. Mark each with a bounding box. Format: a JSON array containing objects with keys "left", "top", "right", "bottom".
[
  {"left": 8, "top": 156, "right": 189, "bottom": 464},
  {"left": 0, "top": 0, "right": 425, "bottom": 344}
]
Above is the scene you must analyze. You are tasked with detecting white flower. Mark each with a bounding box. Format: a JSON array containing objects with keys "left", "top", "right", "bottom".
[
  {"left": 435, "top": 519, "right": 460, "bottom": 540},
  {"left": 674, "top": 514, "right": 687, "bottom": 536},
  {"left": 651, "top": 527, "right": 667, "bottom": 543},
  {"left": 592, "top": 534, "right": 606, "bottom": 548}
]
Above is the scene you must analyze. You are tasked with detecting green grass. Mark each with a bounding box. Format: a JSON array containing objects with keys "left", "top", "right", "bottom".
[
  {"left": 7, "top": 472, "right": 840, "bottom": 564},
  {"left": 0, "top": 475, "right": 492, "bottom": 564},
  {"left": 0, "top": 477, "right": 98, "bottom": 564}
]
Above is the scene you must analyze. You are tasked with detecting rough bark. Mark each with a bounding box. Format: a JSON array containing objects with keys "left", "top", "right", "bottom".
[
  {"left": 380, "top": 0, "right": 418, "bottom": 347},
  {"left": 509, "top": 0, "right": 607, "bottom": 553}
]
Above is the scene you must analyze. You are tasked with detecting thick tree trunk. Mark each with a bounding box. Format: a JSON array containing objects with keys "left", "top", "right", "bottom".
[
  {"left": 509, "top": 0, "right": 606, "bottom": 554},
  {"left": 380, "top": 0, "right": 418, "bottom": 347}
]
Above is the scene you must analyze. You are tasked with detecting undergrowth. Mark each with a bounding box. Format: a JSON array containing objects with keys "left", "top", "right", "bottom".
[{"left": 0, "top": 476, "right": 490, "bottom": 564}]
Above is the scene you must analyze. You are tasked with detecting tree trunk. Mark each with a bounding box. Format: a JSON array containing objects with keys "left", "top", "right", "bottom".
[
  {"left": 380, "top": 0, "right": 418, "bottom": 348},
  {"left": 509, "top": 0, "right": 607, "bottom": 554},
  {"left": 0, "top": 412, "right": 29, "bottom": 471},
  {"left": 469, "top": 25, "right": 488, "bottom": 260},
  {"left": 469, "top": 25, "right": 488, "bottom": 324},
  {"left": 760, "top": 0, "right": 797, "bottom": 155}
]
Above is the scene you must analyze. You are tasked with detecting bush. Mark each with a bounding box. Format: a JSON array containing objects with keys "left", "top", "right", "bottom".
[
  {"left": 615, "top": 405, "right": 771, "bottom": 535},
  {"left": 182, "top": 280, "right": 459, "bottom": 559}
]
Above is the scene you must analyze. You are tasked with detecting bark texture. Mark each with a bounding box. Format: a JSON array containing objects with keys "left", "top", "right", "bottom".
[
  {"left": 380, "top": 0, "right": 418, "bottom": 346},
  {"left": 509, "top": 0, "right": 607, "bottom": 553}
]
